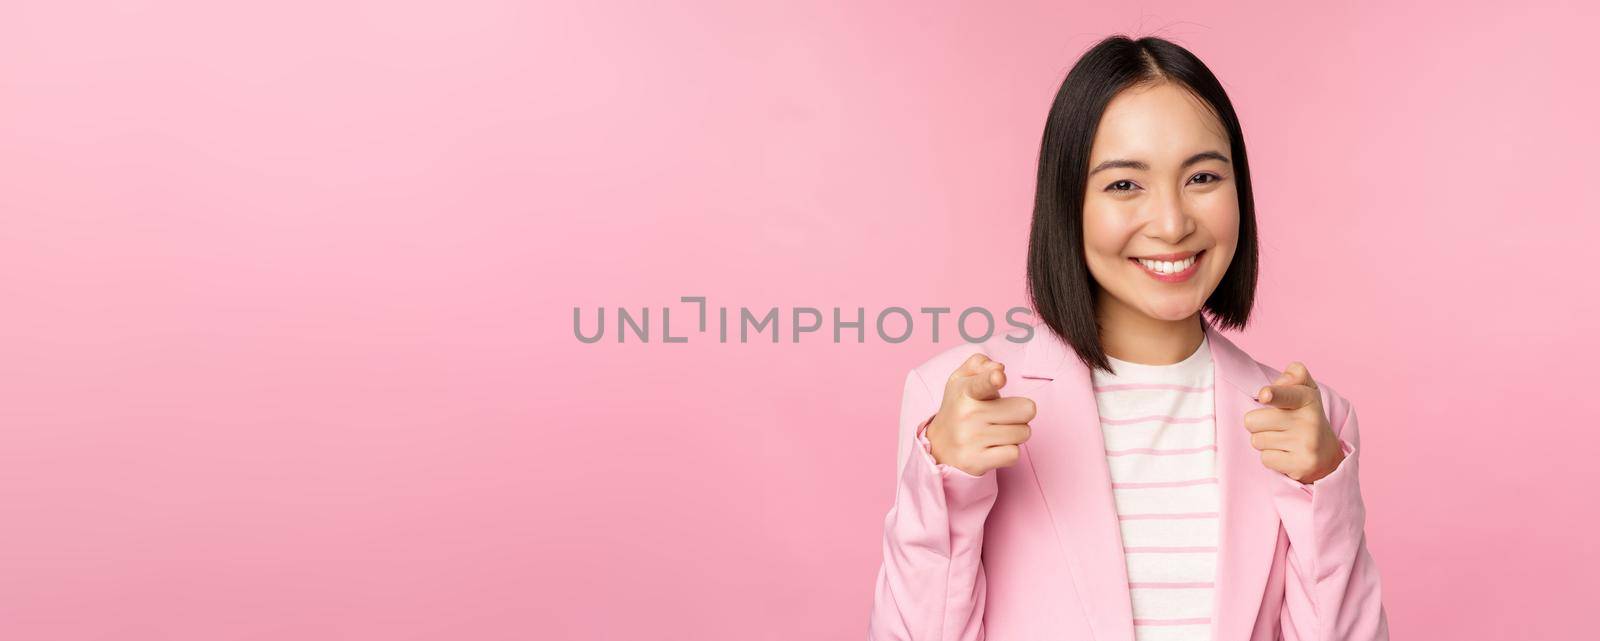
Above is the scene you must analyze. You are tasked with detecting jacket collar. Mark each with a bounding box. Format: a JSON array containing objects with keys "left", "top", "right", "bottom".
[{"left": 1012, "top": 316, "right": 1280, "bottom": 641}]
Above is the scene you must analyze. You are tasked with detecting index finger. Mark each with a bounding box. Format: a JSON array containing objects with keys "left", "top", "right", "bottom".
[
  {"left": 965, "top": 367, "right": 1006, "bottom": 401},
  {"left": 1256, "top": 382, "right": 1317, "bottom": 410}
]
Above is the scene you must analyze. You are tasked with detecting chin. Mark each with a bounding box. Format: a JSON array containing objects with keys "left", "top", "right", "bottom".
[{"left": 1142, "top": 301, "right": 1204, "bottom": 322}]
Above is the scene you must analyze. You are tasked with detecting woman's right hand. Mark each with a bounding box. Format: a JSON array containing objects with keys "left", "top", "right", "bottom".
[{"left": 924, "top": 353, "right": 1037, "bottom": 477}]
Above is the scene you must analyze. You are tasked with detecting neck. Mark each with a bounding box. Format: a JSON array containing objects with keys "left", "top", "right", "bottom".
[{"left": 1095, "top": 296, "right": 1205, "bottom": 366}]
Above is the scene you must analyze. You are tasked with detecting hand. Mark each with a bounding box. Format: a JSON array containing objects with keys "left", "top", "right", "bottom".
[
  {"left": 1245, "top": 361, "right": 1345, "bottom": 484},
  {"left": 924, "top": 353, "right": 1037, "bottom": 477}
]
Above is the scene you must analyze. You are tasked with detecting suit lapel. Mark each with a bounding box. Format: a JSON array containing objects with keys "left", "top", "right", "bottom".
[
  {"left": 1015, "top": 317, "right": 1279, "bottom": 641},
  {"left": 1016, "top": 328, "right": 1134, "bottom": 641},
  {"left": 1202, "top": 319, "right": 1281, "bottom": 641}
]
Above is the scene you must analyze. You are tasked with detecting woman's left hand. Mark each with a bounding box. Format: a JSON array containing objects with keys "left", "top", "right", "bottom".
[{"left": 1244, "top": 361, "right": 1346, "bottom": 484}]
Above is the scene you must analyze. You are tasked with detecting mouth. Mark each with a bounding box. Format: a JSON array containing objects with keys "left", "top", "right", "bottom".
[{"left": 1128, "top": 249, "right": 1205, "bottom": 283}]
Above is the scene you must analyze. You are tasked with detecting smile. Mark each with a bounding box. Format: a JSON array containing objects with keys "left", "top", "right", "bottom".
[{"left": 1128, "top": 250, "right": 1204, "bottom": 282}]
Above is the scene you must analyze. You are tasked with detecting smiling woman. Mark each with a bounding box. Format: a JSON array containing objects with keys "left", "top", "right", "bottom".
[
  {"left": 868, "top": 34, "right": 1388, "bottom": 641},
  {"left": 1029, "top": 38, "right": 1257, "bottom": 371},
  {"left": 1082, "top": 81, "right": 1241, "bottom": 342}
]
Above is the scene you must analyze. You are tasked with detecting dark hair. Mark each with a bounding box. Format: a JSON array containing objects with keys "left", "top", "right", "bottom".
[{"left": 1026, "top": 34, "right": 1258, "bottom": 374}]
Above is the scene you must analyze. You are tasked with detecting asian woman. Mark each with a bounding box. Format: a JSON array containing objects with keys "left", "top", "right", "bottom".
[{"left": 867, "top": 35, "right": 1388, "bottom": 641}]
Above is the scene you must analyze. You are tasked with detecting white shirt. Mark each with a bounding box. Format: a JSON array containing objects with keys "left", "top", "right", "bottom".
[{"left": 1091, "top": 335, "right": 1219, "bottom": 641}]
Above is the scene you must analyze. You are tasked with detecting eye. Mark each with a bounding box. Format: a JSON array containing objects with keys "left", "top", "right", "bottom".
[
  {"left": 1105, "top": 179, "right": 1139, "bottom": 193},
  {"left": 1190, "top": 172, "right": 1222, "bottom": 185}
]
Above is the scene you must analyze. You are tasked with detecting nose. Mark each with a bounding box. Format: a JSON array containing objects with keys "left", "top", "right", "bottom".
[{"left": 1143, "top": 188, "right": 1194, "bottom": 244}]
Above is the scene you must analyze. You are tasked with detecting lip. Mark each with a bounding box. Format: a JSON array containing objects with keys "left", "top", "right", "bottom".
[
  {"left": 1129, "top": 249, "right": 1205, "bottom": 283},
  {"left": 1131, "top": 250, "right": 1200, "bottom": 261}
]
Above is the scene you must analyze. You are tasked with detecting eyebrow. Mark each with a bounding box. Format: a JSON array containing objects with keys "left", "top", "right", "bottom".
[{"left": 1088, "top": 150, "right": 1231, "bottom": 176}]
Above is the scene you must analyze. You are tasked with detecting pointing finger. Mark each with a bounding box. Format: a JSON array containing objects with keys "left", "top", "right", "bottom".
[
  {"left": 1257, "top": 382, "right": 1316, "bottom": 410},
  {"left": 965, "top": 366, "right": 1006, "bottom": 401}
]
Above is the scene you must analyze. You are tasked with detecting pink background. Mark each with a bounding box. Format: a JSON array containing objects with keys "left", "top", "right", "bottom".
[{"left": 3, "top": 1, "right": 1596, "bottom": 639}]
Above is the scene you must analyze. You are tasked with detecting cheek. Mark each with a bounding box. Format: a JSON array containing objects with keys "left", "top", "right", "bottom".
[
  {"left": 1194, "top": 191, "right": 1241, "bottom": 249},
  {"left": 1081, "top": 203, "right": 1135, "bottom": 257}
]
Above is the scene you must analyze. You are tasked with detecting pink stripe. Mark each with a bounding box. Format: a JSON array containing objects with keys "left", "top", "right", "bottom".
[
  {"left": 1104, "top": 444, "right": 1216, "bottom": 457},
  {"left": 1117, "top": 512, "right": 1219, "bottom": 521},
  {"left": 1112, "top": 477, "right": 1218, "bottom": 489},
  {"left": 1100, "top": 413, "right": 1214, "bottom": 426},
  {"left": 1124, "top": 546, "right": 1219, "bottom": 553},
  {"left": 1133, "top": 617, "right": 1212, "bottom": 626},
  {"left": 1128, "top": 581, "right": 1215, "bottom": 589},
  {"left": 1094, "top": 382, "right": 1213, "bottom": 393}
]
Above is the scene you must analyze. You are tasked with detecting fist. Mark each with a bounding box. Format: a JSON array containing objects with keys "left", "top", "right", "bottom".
[
  {"left": 1245, "top": 361, "right": 1346, "bottom": 484},
  {"left": 924, "top": 353, "right": 1038, "bottom": 477}
]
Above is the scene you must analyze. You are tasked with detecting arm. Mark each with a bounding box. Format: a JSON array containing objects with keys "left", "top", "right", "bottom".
[
  {"left": 1269, "top": 396, "right": 1391, "bottom": 640},
  {"left": 867, "top": 369, "right": 999, "bottom": 641}
]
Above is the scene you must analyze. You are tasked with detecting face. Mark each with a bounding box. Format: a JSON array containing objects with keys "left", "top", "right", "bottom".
[{"left": 1081, "top": 81, "right": 1239, "bottom": 324}]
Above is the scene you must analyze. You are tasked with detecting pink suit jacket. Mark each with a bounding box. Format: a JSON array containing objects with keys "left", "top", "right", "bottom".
[{"left": 868, "top": 317, "right": 1389, "bottom": 641}]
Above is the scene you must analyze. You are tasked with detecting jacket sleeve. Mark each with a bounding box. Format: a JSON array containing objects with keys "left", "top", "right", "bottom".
[
  {"left": 1269, "top": 395, "right": 1391, "bottom": 641},
  {"left": 867, "top": 369, "right": 1000, "bottom": 641}
]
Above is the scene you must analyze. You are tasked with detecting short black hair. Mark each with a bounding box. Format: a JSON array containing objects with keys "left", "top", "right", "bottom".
[{"left": 1026, "top": 34, "right": 1258, "bottom": 374}]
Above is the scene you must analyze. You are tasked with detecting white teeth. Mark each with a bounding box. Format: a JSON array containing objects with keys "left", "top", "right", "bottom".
[{"left": 1137, "top": 255, "right": 1195, "bottom": 274}]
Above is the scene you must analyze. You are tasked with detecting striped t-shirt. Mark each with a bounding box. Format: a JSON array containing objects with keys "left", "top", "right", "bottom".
[{"left": 1091, "top": 334, "right": 1218, "bottom": 641}]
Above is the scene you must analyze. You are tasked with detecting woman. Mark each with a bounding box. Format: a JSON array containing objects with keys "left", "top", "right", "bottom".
[{"left": 867, "top": 35, "right": 1388, "bottom": 641}]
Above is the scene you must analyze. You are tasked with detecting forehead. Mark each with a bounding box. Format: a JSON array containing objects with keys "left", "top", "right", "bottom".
[{"left": 1090, "top": 82, "right": 1229, "bottom": 162}]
